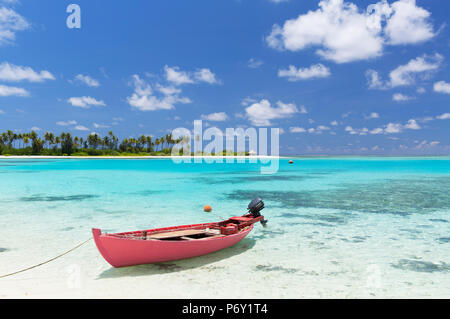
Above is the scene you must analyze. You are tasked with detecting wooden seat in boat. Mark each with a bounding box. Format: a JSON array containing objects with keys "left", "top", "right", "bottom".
[
  {"left": 147, "top": 229, "right": 207, "bottom": 239},
  {"left": 146, "top": 227, "right": 226, "bottom": 240}
]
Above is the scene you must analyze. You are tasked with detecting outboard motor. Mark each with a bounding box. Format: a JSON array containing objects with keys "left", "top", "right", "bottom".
[{"left": 247, "top": 197, "right": 268, "bottom": 227}]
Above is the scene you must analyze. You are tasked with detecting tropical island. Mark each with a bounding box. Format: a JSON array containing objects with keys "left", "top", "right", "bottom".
[{"left": 0, "top": 130, "right": 250, "bottom": 157}]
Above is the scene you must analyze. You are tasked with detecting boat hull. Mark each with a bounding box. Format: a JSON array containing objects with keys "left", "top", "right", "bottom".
[{"left": 92, "top": 225, "right": 254, "bottom": 267}]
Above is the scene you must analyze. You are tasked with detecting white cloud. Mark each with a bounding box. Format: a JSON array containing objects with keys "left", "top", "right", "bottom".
[
  {"left": 266, "top": 0, "right": 435, "bottom": 64},
  {"left": 241, "top": 97, "right": 258, "bottom": 106},
  {"left": 330, "top": 120, "right": 339, "bottom": 126},
  {"left": 0, "top": 84, "right": 28, "bottom": 96},
  {"left": 299, "top": 105, "right": 308, "bottom": 114},
  {"left": 127, "top": 74, "right": 191, "bottom": 111},
  {"left": 248, "top": 58, "right": 264, "bottom": 68},
  {"left": 370, "top": 127, "right": 384, "bottom": 134},
  {"left": 194, "top": 68, "right": 220, "bottom": 84},
  {"left": 415, "top": 116, "right": 434, "bottom": 123},
  {"left": 433, "top": 81, "right": 450, "bottom": 94},
  {"left": 245, "top": 99, "right": 299, "bottom": 126},
  {"left": 317, "top": 125, "right": 330, "bottom": 131},
  {"left": 384, "top": 0, "right": 435, "bottom": 45},
  {"left": 278, "top": 64, "right": 330, "bottom": 81},
  {"left": 384, "top": 122, "right": 403, "bottom": 133},
  {"left": 30, "top": 126, "right": 40, "bottom": 131},
  {"left": 165, "top": 65, "right": 220, "bottom": 85},
  {"left": 403, "top": 119, "right": 420, "bottom": 130},
  {"left": 266, "top": 0, "right": 384, "bottom": 63},
  {"left": 393, "top": 93, "right": 413, "bottom": 101},
  {"left": 301, "top": 126, "right": 333, "bottom": 135},
  {"left": 389, "top": 54, "right": 442, "bottom": 87},
  {"left": 56, "top": 120, "right": 77, "bottom": 126},
  {"left": 414, "top": 140, "right": 440, "bottom": 150},
  {"left": 0, "top": 7, "right": 29, "bottom": 45},
  {"left": 416, "top": 87, "right": 426, "bottom": 94},
  {"left": 0, "top": 109, "right": 4, "bottom": 114},
  {"left": 366, "top": 70, "right": 385, "bottom": 89},
  {"left": 290, "top": 127, "right": 306, "bottom": 133},
  {"left": 367, "top": 54, "right": 442, "bottom": 89},
  {"left": 200, "top": 112, "right": 228, "bottom": 122},
  {"left": 345, "top": 126, "right": 369, "bottom": 135},
  {"left": 67, "top": 96, "right": 106, "bottom": 108},
  {"left": 363, "top": 119, "right": 421, "bottom": 135},
  {"left": 345, "top": 126, "right": 353, "bottom": 132},
  {"left": 93, "top": 123, "right": 111, "bottom": 129},
  {"left": 164, "top": 65, "right": 194, "bottom": 85},
  {"left": 341, "top": 111, "right": 351, "bottom": 118},
  {"left": 74, "top": 74, "right": 100, "bottom": 87},
  {"left": 156, "top": 84, "right": 181, "bottom": 96},
  {"left": 1, "top": 0, "right": 21, "bottom": 5},
  {"left": 74, "top": 125, "right": 89, "bottom": 131},
  {"left": 382, "top": 123, "right": 401, "bottom": 133},
  {"left": 365, "top": 112, "right": 380, "bottom": 119},
  {"left": 436, "top": 113, "right": 450, "bottom": 120},
  {"left": 0, "top": 62, "right": 55, "bottom": 82}
]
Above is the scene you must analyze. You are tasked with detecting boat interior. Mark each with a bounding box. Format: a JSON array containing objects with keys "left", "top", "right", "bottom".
[
  {"left": 109, "top": 216, "right": 255, "bottom": 241},
  {"left": 145, "top": 228, "right": 225, "bottom": 241},
  {"left": 111, "top": 227, "right": 228, "bottom": 241}
]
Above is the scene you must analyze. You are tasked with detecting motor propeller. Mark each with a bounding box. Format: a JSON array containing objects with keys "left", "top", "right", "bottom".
[{"left": 248, "top": 197, "right": 268, "bottom": 227}]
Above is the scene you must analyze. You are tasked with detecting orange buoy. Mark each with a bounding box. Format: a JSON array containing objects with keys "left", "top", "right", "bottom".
[
  {"left": 204, "top": 205, "right": 212, "bottom": 212},
  {"left": 289, "top": 160, "right": 294, "bottom": 164}
]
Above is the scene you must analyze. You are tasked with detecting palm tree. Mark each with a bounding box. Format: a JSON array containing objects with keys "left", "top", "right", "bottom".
[
  {"left": 103, "top": 136, "right": 110, "bottom": 150},
  {"left": 23, "top": 135, "right": 30, "bottom": 148},
  {"left": 30, "top": 131, "right": 44, "bottom": 154},
  {"left": 55, "top": 136, "right": 61, "bottom": 150},
  {"left": 88, "top": 133, "right": 100, "bottom": 149},
  {"left": 145, "top": 135, "right": 152, "bottom": 152},
  {"left": 108, "top": 131, "right": 117, "bottom": 150},
  {"left": 6, "top": 130, "right": 15, "bottom": 148},
  {"left": 44, "top": 132, "right": 53, "bottom": 149},
  {"left": 79, "top": 137, "right": 86, "bottom": 149},
  {"left": 139, "top": 135, "right": 147, "bottom": 152},
  {"left": 74, "top": 136, "right": 80, "bottom": 149},
  {"left": 0, "top": 132, "right": 7, "bottom": 146},
  {"left": 165, "top": 134, "right": 173, "bottom": 150},
  {"left": 60, "top": 132, "right": 74, "bottom": 155}
]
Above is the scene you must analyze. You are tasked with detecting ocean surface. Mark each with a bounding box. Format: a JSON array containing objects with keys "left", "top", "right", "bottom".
[{"left": 0, "top": 157, "right": 449, "bottom": 298}]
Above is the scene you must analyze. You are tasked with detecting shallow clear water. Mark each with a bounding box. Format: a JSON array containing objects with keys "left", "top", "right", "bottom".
[{"left": 0, "top": 157, "right": 449, "bottom": 298}]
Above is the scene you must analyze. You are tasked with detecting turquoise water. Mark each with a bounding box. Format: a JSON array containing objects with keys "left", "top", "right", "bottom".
[{"left": 0, "top": 157, "right": 449, "bottom": 298}]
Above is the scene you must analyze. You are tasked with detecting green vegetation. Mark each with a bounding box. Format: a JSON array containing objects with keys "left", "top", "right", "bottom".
[
  {"left": 0, "top": 130, "right": 178, "bottom": 156},
  {"left": 0, "top": 130, "right": 250, "bottom": 156}
]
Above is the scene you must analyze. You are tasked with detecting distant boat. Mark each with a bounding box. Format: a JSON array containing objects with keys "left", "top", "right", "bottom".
[{"left": 93, "top": 198, "right": 267, "bottom": 267}]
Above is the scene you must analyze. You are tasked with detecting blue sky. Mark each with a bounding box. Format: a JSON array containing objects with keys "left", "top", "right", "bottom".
[{"left": 0, "top": 0, "right": 449, "bottom": 155}]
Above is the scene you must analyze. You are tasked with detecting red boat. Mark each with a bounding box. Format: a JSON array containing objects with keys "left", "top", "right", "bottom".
[{"left": 93, "top": 198, "right": 267, "bottom": 267}]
